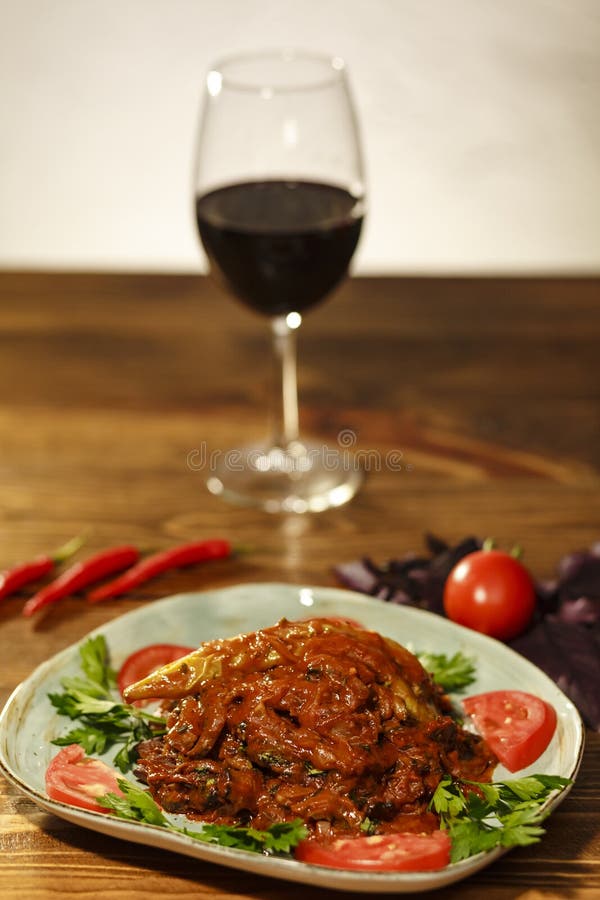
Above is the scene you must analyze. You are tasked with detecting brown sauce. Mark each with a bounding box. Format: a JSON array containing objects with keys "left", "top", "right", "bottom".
[{"left": 133, "top": 618, "right": 496, "bottom": 837}]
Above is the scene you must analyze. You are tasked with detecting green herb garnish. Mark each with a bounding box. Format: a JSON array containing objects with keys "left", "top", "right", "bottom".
[
  {"left": 430, "top": 774, "right": 571, "bottom": 862},
  {"left": 48, "top": 635, "right": 166, "bottom": 772},
  {"left": 99, "top": 779, "right": 307, "bottom": 854},
  {"left": 417, "top": 650, "right": 477, "bottom": 693}
]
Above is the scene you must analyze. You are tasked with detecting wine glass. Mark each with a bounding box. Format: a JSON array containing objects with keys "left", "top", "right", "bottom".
[{"left": 194, "top": 50, "right": 366, "bottom": 513}]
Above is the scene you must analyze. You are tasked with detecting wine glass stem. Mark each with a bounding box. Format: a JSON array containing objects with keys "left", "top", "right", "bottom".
[{"left": 271, "top": 316, "right": 300, "bottom": 449}]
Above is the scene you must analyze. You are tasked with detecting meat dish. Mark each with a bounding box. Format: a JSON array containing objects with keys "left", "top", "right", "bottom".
[{"left": 124, "top": 617, "right": 496, "bottom": 837}]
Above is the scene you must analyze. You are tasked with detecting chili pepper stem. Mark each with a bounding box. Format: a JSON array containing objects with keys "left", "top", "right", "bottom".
[
  {"left": 51, "top": 534, "right": 87, "bottom": 565},
  {"left": 231, "top": 544, "right": 255, "bottom": 556}
]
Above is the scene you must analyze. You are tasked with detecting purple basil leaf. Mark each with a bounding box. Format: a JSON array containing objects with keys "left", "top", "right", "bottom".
[
  {"left": 557, "top": 554, "right": 600, "bottom": 601},
  {"left": 534, "top": 579, "right": 560, "bottom": 617},
  {"left": 387, "top": 590, "right": 413, "bottom": 606},
  {"left": 510, "top": 619, "right": 600, "bottom": 730},
  {"left": 334, "top": 535, "right": 482, "bottom": 614},
  {"left": 557, "top": 551, "right": 591, "bottom": 581},
  {"left": 556, "top": 596, "right": 600, "bottom": 625},
  {"left": 426, "top": 536, "right": 482, "bottom": 581},
  {"left": 419, "top": 536, "right": 482, "bottom": 615},
  {"left": 425, "top": 533, "right": 449, "bottom": 556},
  {"left": 334, "top": 558, "right": 427, "bottom": 606},
  {"left": 334, "top": 559, "right": 379, "bottom": 595}
]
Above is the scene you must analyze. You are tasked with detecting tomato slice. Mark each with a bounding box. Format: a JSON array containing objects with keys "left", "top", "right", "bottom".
[
  {"left": 45, "top": 744, "right": 124, "bottom": 813},
  {"left": 295, "top": 831, "right": 451, "bottom": 872},
  {"left": 117, "top": 643, "right": 195, "bottom": 705},
  {"left": 462, "top": 690, "right": 557, "bottom": 772}
]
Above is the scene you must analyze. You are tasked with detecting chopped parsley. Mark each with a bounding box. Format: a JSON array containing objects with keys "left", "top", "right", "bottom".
[
  {"left": 99, "top": 779, "right": 307, "bottom": 854},
  {"left": 48, "top": 635, "right": 166, "bottom": 772},
  {"left": 417, "top": 650, "right": 477, "bottom": 693},
  {"left": 430, "top": 774, "right": 571, "bottom": 862}
]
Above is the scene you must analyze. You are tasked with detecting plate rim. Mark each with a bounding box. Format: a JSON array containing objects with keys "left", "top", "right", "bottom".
[{"left": 0, "top": 582, "right": 586, "bottom": 893}]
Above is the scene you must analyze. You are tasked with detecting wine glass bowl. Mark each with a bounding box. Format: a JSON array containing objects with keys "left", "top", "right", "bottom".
[{"left": 194, "top": 50, "right": 366, "bottom": 513}]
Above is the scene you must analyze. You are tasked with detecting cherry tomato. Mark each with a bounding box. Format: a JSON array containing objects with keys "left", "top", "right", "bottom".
[
  {"left": 462, "top": 690, "right": 557, "bottom": 772},
  {"left": 45, "top": 744, "right": 124, "bottom": 813},
  {"left": 295, "top": 831, "right": 451, "bottom": 872},
  {"left": 117, "top": 643, "right": 195, "bottom": 705},
  {"left": 443, "top": 549, "right": 536, "bottom": 640}
]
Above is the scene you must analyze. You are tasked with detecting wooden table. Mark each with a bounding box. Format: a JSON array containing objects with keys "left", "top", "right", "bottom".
[{"left": 0, "top": 272, "right": 598, "bottom": 899}]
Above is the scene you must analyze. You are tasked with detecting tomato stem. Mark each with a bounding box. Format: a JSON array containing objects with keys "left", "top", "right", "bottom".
[{"left": 482, "top": 537, "right": 524, "bottom": 560}]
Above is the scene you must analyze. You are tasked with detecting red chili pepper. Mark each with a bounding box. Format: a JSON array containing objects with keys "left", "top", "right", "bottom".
[
  {"left": 88, "top": 538, "right": 232, "bottom": 602},
  {"left": 23, "top": 545, "right": 140, "bottom": 617},
  {"left": 0, "top": 535, "right": 85, "bottom": 603}
]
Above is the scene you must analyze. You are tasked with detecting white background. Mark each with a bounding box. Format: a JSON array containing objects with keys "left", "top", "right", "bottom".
[{"left": 1, "top": 0, "right": 599, "bottom": 275}]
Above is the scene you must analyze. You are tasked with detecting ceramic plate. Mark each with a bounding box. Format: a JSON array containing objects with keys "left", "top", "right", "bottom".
[{"left": 0, "top": 583, "right": 584, "bottom": 893}]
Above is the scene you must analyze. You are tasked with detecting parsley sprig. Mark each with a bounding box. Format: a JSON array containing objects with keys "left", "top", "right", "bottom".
[
  {"left": 99, "top": 779, "right": 307, "bottom": 855},
  {"left": 48, "top": 635, "right": 166, "bottom": 772},
  {"left": 417, "top": 650, "right": 477, "bottom": 693},
  {"left": 430, "top": 774, "right": 571, "bottom": 862}
]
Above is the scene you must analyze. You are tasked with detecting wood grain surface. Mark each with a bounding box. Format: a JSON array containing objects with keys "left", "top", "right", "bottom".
[{"left": 0, "top": 272, "right": 599, "bottom": 899}]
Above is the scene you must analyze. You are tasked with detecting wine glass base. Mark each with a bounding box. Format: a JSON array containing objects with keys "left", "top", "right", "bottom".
[{"left": 205, "top": 441, "right": 363, "bottom": 513}]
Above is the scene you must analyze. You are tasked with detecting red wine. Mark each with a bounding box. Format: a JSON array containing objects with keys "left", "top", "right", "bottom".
[{"left": 195, "top": 180, "right": 363, "bottom": 317}]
